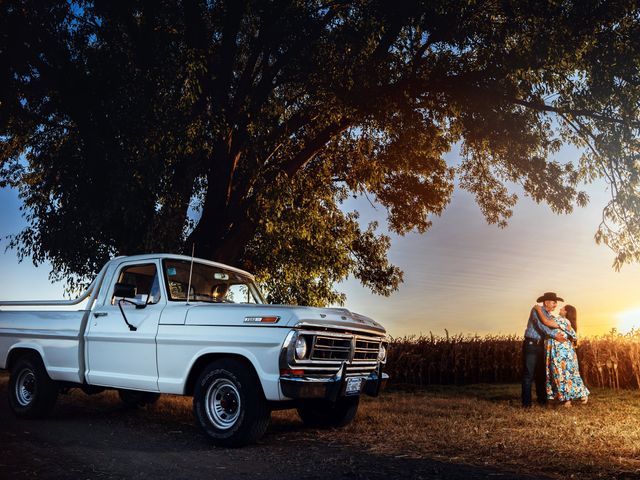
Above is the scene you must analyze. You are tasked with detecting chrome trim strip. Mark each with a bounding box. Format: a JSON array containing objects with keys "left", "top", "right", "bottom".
[
  {"left": 281, "top": 371, "right": 378, "bottom": 380},
  {"left": 0, "top": 328, "right": 80, "bottom": 340},
  {"left": 296, "top": 329, "right": 353, "bottom": 339},
  {"left": 294, "top": 321, "right": 386, "bottom": 336},
  {"left": 279, "top": 330, "right": 297, "bottom": 372},
  {"left": 82, "top": 334, "right": 158, "bottom": 345},
  {"left": 293, "top": 359, "right": 379, "bottom": 366},
  {"left": 288, "top": 364, "right": 378, "bottom": 371},
  {"left": 186, "top": 323, "right": 290, "bottom": 328}
]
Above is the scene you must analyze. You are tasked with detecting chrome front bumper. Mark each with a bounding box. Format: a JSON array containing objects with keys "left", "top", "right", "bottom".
[{"left": 280, "top": 363, "right": 389, "bottom": 401}]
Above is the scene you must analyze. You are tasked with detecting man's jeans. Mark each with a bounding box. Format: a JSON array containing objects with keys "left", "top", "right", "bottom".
[{"left": 522, "top": 340, "right": 547, "bottom": 407}]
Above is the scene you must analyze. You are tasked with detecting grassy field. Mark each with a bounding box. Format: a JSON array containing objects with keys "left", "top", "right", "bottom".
[
  {"left": 7, "top": 375, "right": 636, "bottom": 479},
  {"left": 346, "top": 385, "right": 640, "bottom": 479}
]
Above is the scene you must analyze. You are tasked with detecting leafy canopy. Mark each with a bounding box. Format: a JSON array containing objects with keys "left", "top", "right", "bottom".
[{"left": 1, "top": 0, "right": 639, "bottom": 303}]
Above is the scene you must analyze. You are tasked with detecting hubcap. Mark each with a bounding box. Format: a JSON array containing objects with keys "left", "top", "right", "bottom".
[
  {"left": 204, "top": 378, "right": 241, "bottom": 430},
  {"left": 15, "top": 368, "right": 36, "bottom": 407}
]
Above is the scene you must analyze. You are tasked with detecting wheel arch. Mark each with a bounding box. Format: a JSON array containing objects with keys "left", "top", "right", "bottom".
[
  {"left": 6, "top": 345, "right": 46, "bottom": 372},
  {"left": 183, "top": 352, "right": 265, "bottom": 398}
]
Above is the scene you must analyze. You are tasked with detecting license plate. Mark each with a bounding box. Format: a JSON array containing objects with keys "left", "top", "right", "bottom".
[{"left": 345, "top": 377, "right": 363, "bottom": 395}]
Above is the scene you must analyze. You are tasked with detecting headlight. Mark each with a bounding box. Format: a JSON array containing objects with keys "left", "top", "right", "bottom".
[
  {"left": 377, "top": 344, "right": 387, "bottom": 363},
  {"left": 294, "top": 336, "right": 308, "bottom": 360}
]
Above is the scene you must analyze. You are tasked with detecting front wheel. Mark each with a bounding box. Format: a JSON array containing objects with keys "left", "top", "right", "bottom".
[
  {"left": 297, "top": 396, "right": 360, "bottom": 428},
  {"left": 8, "top": 353, "right": 58, "bottom": 419},
  {"left": 193, "top": 359, "right": 270, "bottom": 447}
]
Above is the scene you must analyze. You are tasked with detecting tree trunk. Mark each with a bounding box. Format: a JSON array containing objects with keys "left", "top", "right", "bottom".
[{"left": 185, "top": 137, "right": 255, "bottom": 265}]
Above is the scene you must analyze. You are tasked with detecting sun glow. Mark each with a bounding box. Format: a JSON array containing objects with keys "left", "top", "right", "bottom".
[{"left": 616, "top": 308, "right": 640, "bottom": 334}]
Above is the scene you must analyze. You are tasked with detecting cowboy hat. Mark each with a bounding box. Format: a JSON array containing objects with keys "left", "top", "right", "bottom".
[{"left": 537, "top": 292, "right": 564, "bottom": 302}]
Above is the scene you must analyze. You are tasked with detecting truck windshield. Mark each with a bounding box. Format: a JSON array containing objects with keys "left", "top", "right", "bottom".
[{"left": 162, "top": 259, "right": 265, "bottom": 304}]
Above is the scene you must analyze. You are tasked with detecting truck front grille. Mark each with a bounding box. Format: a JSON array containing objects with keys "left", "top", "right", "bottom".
[
  {"left": 310, "top": 336, "right": 351, "bottom": 361},
  {"left": 303, "top": 334, "right": 382, "bottom": 372},
  {"left": 354, "top": 338, "right": 381, "bottom": 361}
]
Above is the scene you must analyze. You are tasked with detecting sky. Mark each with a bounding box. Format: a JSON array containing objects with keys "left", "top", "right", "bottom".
[
  {"left": 2, "top": 148, "right": 640, "bottom": 338},
  {"left": 339, "top": 181, "right": 640, "bottom": 338}
]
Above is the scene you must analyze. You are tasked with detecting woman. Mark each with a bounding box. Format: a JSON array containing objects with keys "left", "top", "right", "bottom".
[{"left": 534, "top": 304, "right": 589, "bottom": 407}]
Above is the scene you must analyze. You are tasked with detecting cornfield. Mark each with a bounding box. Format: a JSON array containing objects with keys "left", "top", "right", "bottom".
[{"left": 386, "top": 329, "right": 640, "bottom": 389}]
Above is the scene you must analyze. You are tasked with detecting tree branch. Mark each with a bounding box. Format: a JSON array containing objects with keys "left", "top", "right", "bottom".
[
  {"left": 509, "top": 97, "right": 640, "bottom": 129},
  {"left": 282, "top": 117, "right": 352, "bottom": 177}
]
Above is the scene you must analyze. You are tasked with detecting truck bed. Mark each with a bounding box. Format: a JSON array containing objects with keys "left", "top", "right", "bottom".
[{"left": 0, "top": 310, "right": 85, "bottom": 383}]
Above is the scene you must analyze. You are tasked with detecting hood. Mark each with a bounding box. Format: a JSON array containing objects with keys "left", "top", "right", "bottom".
[
  {"left": 182, "top": 303, "right": 386, "bottom": 336},
  {"left": 282, "top": 306, "right": 387, "bottom": 336}
]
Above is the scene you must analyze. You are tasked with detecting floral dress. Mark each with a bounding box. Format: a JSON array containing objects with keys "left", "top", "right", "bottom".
[{"left": 545, "top": 317, "right": 590, "bottom": 401}]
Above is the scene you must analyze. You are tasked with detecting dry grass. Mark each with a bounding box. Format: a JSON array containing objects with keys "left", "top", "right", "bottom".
[
  {"left": 340, "top": 385, "right": 640, "bottom": 479},
  {"left": 387, "top": 331, "right": 640, "bottom": 389}
]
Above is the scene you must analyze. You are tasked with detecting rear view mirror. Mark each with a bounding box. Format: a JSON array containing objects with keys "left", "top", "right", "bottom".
[{"left": 114, "top": 283, "right": 136, "bottom": 299}]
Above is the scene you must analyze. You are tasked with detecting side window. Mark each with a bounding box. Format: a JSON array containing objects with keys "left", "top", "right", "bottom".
[
  {"left": 111, "top": 263, "right": 161, "bottom": 305},
  {"left": 226, "top": 284, "right": 256, "bottom": 303}
]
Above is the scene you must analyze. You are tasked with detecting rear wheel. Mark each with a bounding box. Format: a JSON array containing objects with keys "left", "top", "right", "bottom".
[
  {"left": 193, "top": 359, "right": 270, "bottom": 447},
  {"left": 297, "top": 396, "right": 360, "bottom": 428},
  {"left": 8, "top": 353, "right": 58, "bottom": 419},
  {"left": 118, "top": 389, "right": 161, "bottom": 408}
]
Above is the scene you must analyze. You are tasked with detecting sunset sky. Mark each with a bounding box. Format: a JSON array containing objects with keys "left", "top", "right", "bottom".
[
  {"left": 341, "top": 181, "right": 640, "bottom": 338},
  {"left": 2, "top": 146, "right": 640, "bottom": 338}
]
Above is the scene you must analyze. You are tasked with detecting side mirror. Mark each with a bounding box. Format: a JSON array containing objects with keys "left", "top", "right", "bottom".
[
  {"left": 114, "top": 283, "right": 144, "bottom": 332},
  {"left": 114, "top": 283, "right": 136, "bottom": 299}
]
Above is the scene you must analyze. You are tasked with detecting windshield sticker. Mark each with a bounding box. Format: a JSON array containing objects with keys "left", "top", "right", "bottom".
[{"left": 167, "top": 267, "right": 177, "bottom": 276}]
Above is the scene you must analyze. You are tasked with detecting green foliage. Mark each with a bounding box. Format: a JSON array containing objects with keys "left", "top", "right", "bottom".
[{"left": 1, "top": 0, "right": 639, "bottom": 302}]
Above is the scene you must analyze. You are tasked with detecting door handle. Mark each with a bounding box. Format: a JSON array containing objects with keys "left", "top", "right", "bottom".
[{"left": 93, "top": 312, "right": 108, "bottom": 318}]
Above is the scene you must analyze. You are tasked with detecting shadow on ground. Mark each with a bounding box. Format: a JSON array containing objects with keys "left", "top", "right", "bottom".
[{"left": 0, "top": 373, "right": 548, "bottom": 479}]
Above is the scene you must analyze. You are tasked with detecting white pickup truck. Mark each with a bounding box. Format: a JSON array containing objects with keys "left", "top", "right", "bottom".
[{"left": 0, "top": 253, "right": 388, "bottom": 446}]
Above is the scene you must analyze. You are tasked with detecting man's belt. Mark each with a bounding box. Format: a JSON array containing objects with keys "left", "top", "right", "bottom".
[{"left": 524, "top": 337, "right": 544, "bottom": 346}]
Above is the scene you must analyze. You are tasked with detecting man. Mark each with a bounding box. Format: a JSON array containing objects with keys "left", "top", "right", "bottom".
[{"left": 522, "top": 292, "right": 566, "bottom": 408}]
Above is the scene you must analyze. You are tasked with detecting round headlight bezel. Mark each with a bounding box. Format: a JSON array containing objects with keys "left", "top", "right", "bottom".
[
  {"left": 377, "top": 344, "right": 387, "bottom": 363},
  {"left": 294, "top": 336, "right": 308, "bottom": 360}
]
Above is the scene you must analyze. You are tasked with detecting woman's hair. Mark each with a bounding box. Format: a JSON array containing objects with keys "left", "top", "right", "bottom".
[{"left": 564, "top": 305, "right": 577, "bottom": 332}]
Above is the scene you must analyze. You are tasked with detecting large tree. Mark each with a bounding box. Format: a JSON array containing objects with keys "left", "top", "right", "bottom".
[{"left": 1, "top": 0, "right": 639, "bottom": 303}]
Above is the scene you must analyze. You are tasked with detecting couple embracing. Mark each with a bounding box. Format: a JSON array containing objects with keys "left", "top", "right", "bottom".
[{"left": 522, "top": 292, "right": 590, "bottom": 408}]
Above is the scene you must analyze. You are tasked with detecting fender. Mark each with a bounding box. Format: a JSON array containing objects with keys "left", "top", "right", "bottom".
[
  {"left": 170, "top": 346, "right": 281, "bottom": 400},
  {"left": 6, "top": 343, "right": 47, "bottom": 372}
]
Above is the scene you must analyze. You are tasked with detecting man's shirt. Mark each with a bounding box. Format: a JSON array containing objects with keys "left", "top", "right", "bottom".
[{"left": 524, "top": 307, "right": 556, "bottom": 340}]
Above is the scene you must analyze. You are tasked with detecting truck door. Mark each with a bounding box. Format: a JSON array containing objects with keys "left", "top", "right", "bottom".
[{"left": 86, "top": 260, "right": 165, "bottom": 391}]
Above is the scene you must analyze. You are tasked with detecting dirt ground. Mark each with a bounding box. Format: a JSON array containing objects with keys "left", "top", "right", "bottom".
[{"left": 0, "top": 372, "right": 550, "bottom": 480}]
